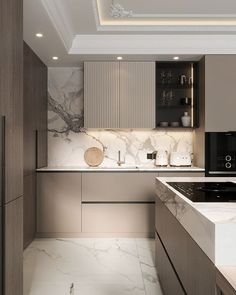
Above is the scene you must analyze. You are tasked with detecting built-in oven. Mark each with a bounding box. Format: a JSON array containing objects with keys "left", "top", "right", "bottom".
[{"left": 205, "top": 132, "right": 236, "bottom": 176}]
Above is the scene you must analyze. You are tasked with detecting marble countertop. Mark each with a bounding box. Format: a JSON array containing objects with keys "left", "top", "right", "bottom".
[
  {"left": 37, "top": 165, "right": 205, "bottom": 172},
  {"left": 156, "top": 177, "right": 236, "bottom": 267}
]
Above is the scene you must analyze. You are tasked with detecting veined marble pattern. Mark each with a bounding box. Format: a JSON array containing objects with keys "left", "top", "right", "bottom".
[
  {"left": 156, "top": 177, "right": 236, "bottom": 266},
  {"left": 48, "top": 67, "right": 193, "bottom": 167},
  {"left": 24, "top": 238, "right": 163, "bottom": 295}
]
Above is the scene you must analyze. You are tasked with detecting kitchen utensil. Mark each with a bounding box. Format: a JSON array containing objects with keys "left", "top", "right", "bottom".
[
  {"left": 155, "top": 150, "right": 168, "bottom": 167},
  {"left": 84, "top": 147, "right": 104, "bottom": 167},
  {"left": 170, "top": 152, "right": 192, "bottom": 167}
]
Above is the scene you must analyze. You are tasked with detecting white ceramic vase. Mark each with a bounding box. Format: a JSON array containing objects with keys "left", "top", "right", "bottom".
[{"left": 181, "top": 112, "right": 191, "bottom": 127}]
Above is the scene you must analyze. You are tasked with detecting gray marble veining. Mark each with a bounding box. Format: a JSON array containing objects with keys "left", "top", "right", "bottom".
[
  {"left": 23, "top": 238, "right": 163, "bottom": 295},
  {"left": 156, "top": 177, "right": 236, "bottom": 266},
  {"left": 47, "top": 67, "right": 193, "bottom": 167}
]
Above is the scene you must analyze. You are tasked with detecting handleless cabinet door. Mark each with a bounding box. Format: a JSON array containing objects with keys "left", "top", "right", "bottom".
[
  {"left": 0, "top": 0, "right": 23, "bottom": 204},
  {"left": 120, "top": 62, "right": 155, "bottom": 128},
  {"left": 84, "top": 62, "right": 120, "bottom": 128},
  {"left": 4, "top": 197, "right": 23, "bottom": 295},
  {"left": 205, "top": 55, "right": 236, "bottom": 132},
  {"left": 37, "top": 173, "right": 82, "bottom": 235}
]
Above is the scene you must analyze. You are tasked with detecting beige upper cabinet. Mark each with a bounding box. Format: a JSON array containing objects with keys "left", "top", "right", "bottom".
[
  {"left": 120, "top": 62, "right": 155, "bottom": 128},
  {"left": 84, "top": 62, "right": 120, "bottom": 128},
  {"left": 204, "top": 55, "right": 236, "bottom": 132},
  {"left": 84, "top": 61, "right": 155, "bottom": 128}
]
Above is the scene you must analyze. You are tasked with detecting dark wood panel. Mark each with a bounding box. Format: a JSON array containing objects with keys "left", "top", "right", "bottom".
[
  {"left": 0, "top": 0, "right": 23, "bottom": 204},
  {"left": 4, "top": 197, "right": 23, "bottom": 295},
  {"left": 216, "top": 269, "right": 236, "bottom": 295},
  {"left": 155, "top": 232, "right": 185, "bottom": 295},
  {"left": 23, "top": 174, "right": 36, "bottom": 248},
  {"left": 155, "top": 195, "right": 216, "bottom": 295},
  {"left": 23, "top": 42, "right": 48, "bottom": 175}
]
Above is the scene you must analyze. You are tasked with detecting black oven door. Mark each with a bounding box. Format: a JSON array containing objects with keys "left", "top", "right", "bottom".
[{"left": 206, "top": 132, "right": 236, "bottom": 176}]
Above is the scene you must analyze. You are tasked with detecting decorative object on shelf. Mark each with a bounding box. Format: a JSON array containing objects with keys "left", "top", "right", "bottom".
[
  {"left": 180, "top": 97, "right": 191, "bottom": 105},
  {"left": 155, "top": 150, "right": 169, "bottom": 167},
  {"left": 181, "top": 112, "right": 191, "bottom": 127},
  {"left": 159, "top": 121, "right": 169, "bottom": 127},
  {"left": 179, "top": 75, "right": 187, "bottom": 85},
  {"left": 161, "top": 90, "right": 174, "bottom": 106},
  {"left": 84, "top": 147, "right": 104, "bottom": 167},
  {"left": 170, "top": 121, "right": 180, "bottom": 127}
]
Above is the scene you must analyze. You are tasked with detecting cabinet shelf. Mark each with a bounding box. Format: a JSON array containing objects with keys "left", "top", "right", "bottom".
[
  {"left": 156, "top": 61, "right": 199, "bottom": 129},
  {"left": 157, "top": 83, "right": 195, "bottom": 89},
  {"left": 157, "top": 105, "right": 192, "bottom": 109}
]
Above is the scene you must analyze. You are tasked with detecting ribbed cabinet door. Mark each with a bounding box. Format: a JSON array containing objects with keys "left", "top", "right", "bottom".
[
  {"left": 120, "top": 62, "right": 155, "bottom": 128},
  {"left": 84, "top": 62, "right": 120, "bottom": 128}
]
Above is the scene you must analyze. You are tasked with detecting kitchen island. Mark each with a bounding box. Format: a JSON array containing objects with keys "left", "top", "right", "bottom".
[{"left": 155, "top": 177, "right": 236, "bottom": 295}]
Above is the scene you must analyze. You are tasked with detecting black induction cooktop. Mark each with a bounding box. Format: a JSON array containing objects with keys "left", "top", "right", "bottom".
[{"left": 167, "top": 182, "right": 236, "bottom": 202}]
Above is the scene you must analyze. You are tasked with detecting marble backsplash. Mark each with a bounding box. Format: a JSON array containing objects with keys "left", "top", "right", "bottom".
[{"left": 48, "top": 67, "right": 193, "bottom": 167}]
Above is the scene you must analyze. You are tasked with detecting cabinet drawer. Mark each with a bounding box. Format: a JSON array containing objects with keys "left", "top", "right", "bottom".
[
  {"left": 155, "top": 232, "right": 185, "bottom": 295},
  {"left": 82, "top": 172, "right": 158, "bottom": 202},
  {"left": 82, "top": 203, "right": 154, "bottom": 235}
]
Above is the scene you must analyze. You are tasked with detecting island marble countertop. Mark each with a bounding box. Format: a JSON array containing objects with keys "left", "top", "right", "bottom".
[
  {"left": 156, "top": 177, "right": 236, "bottom": 267},
  {"left": 37, "top": 165, "right": 205, "bottom": 172}
]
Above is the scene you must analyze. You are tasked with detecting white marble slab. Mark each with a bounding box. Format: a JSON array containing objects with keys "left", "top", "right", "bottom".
[
  {"left": 23, "top": 238, "right": 163, "bottom": 295},
  {"left": 156, "top": 177, "right": 236, "bottom": 266},
  {"left": 36, "top": 165, "right": 205, "bottom": 172},
  {"left": 47, "top": 67, "right": 194, "bottom": 168}
]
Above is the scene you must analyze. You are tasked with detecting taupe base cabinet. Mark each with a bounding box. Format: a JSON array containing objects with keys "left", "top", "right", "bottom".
[
  {"left": 155, "top": 195, "right": 216, "bottom": 295},
  {"left": 37, "top": 173, "right": 82, "bottom": 235},
  {"left": 36, "top": 171, "right": 203, "bottom": 237},
  {"left": 37, "top": 172, "right": 158, "bottom": 237}
]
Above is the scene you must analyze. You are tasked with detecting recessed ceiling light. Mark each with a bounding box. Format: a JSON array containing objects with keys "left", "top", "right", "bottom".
[
  {"left": 173, "top": 56, "right": 180, "bottom": 60},
  {"left": 52, "top": 56, "right": 59, "bottom": 60},
  {"left": 117, "top": 56, "right": 123, "bottom": 60},
  {"left": 36, "top": 33, "right": 43, "bottom": 38}
]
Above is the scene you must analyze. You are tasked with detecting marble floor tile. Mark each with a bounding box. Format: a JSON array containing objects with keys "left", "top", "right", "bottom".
[{"left": 24, "top": 238, "right": 163, "bottom": 295}]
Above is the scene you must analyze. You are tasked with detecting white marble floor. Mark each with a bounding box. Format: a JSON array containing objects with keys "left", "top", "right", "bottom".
[{"left": 24, "top": 238, "right": 163, "bottom": 295}]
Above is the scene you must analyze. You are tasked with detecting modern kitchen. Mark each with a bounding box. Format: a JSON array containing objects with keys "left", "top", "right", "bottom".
[{"left": 1, "top": 0, "right": 236, "bottom": 295}]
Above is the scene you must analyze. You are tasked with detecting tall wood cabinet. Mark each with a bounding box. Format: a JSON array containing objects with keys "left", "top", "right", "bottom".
[
  {"left": 23, "top": 42, "right": 47, "bottom": 248},
  {"left": 203, "top": 55, "right": 236, "bottom": 132},
  {"left": 84, "top": 61, "right": 155, "bottom": 129},
  {"left": 0, "top": 0, "right": 23, "bottom": 294}
]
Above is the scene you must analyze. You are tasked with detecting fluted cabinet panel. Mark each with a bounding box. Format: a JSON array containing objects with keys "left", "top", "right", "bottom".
[
  {"left": 84, "top": 62, "right": 120, "bottom": 128},
  {"left": 120, "top": 62, "right": 155, "bottom": 128}
]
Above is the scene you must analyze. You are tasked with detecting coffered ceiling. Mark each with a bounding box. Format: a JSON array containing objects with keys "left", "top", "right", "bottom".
[{"left": 23, "top": 0, "right": 236, "bottom": 66}]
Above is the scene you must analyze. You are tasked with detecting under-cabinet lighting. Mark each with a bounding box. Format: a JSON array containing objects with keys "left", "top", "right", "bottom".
[
  {"left": 173, "top": 56, "right": 180, "bottom": 60},
  {"left": 117, "top": 56, "right": 123, "bottom": 60}
]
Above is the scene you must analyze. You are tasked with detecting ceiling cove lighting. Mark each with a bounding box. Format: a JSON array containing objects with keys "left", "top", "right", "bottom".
[
  {"left": 117, "top": 56, "right": 123, "bottom": 60},
  {"left": 52, "top": 56, "right": 59, "bottom": 60},
  {"left": 36, "top": 33, "right": 43, "bottom": 38},
  {"left": 173, "top": 56, "right": 180, "bottom": 60}
]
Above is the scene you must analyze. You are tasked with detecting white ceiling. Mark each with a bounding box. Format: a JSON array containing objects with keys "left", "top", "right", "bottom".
[{"left": 23, "top": 0, "right": 236, "bottom": 67}]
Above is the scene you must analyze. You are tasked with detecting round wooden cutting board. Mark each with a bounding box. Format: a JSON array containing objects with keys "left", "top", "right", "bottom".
[{"left": 84, "top": 147, "right": 104, "bottom": 167}]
